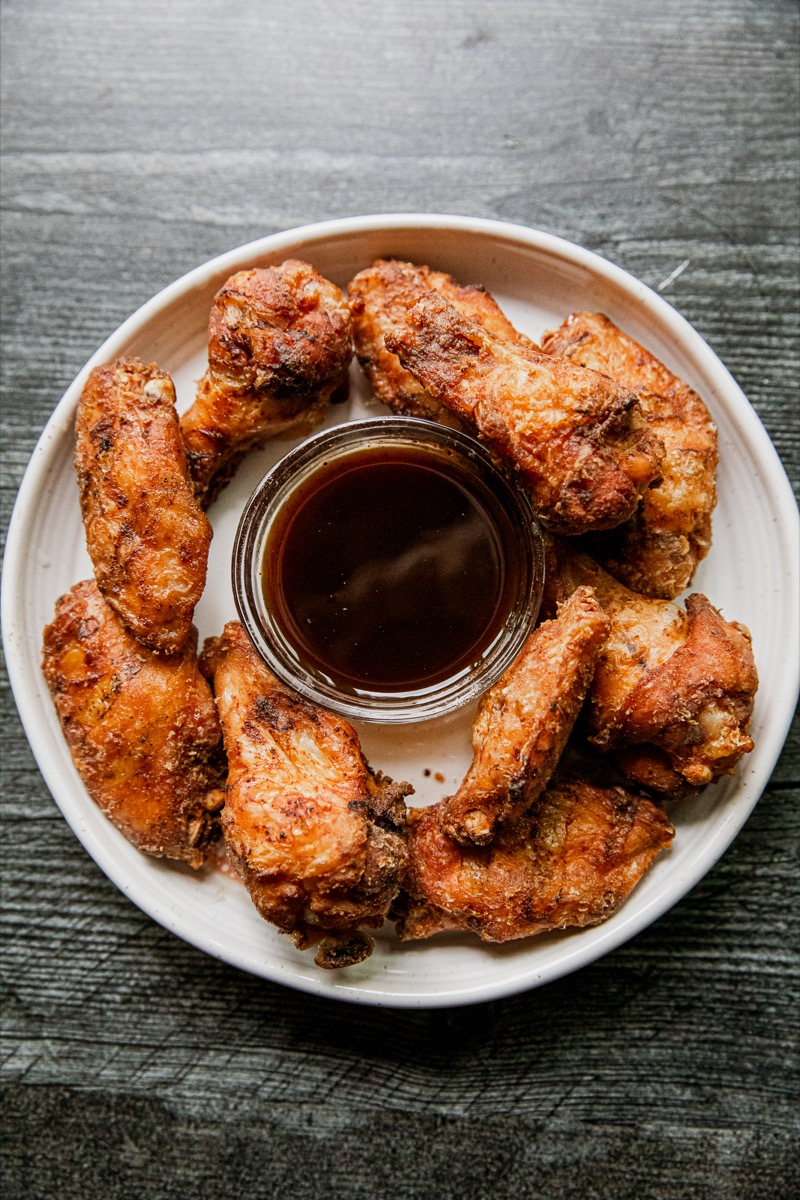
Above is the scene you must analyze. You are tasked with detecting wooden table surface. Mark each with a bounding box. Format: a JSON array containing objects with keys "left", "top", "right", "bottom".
[{"left": 2, "top": 2, "right": 798, "bottom": 1197}]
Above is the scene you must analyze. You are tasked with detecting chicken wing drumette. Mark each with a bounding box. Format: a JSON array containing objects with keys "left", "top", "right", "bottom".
[
  {"left": 542, "top": 311, "right": 718, "bottom": 598},
  {"left": 395, "top": 776, "right": 673, "bottom": 943},
  {"left": 439, "top": 586, "right": 609, "bottom": 846},
  {"left": 383, "top": 291, "right": 664, "bottom": 535},
  {"left": 201, "top": 622, "right": 410, "bottom": 968},
  {"left": 347, "top": 258, "right": 540, "bottom": 428},
  {"left": 42, "top": 580, "right": 225, "bottom": 867},
  {"left": 544, "top": 538, "right": 758, "bottom": 796},
  {"left": 396, "top": 586, "right": 670, "bottom": 943},
  {"left": 75, "top": 357, "right": 212, "bottom": 655},
  {"left": 180, "top": 260, "right": 353, "bottom": 506}
]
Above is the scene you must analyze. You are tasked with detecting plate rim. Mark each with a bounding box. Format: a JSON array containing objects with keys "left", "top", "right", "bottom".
[{"left": 4, "top": 213, "right": 799, "bottom": 1008}]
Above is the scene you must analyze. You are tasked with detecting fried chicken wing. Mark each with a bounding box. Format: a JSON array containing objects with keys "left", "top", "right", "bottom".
[
  {"left": 544, "top": 538, "right": 758, "bottom": 795},
  {"left": 395, "top": 776, "right": 673, "bottom": 943},
  {"left": 75, "top": 357, "right": 212, "bottom": 655},
  {"left": 347, "top": 258, "right": 540, "bottom": 428},
  {"left": 440, "top": 586, "right": 609, "bottom": 846},
  {"left": 383, "top": 291, "right": 665, "bottom": 535},
  {"left": 42, "top": 580, "right": 225, "bottom": 867},
  {"left": 201, "top": 622, "right": 410, "bottom": 968},
  {"left": 180, "top": 260, "right": 353, "bottom": 506},
  {"left": 542, "top": 312, "right": 718, "bottom": 598}
]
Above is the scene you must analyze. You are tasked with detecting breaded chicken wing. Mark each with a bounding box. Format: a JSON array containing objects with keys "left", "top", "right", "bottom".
[
  {"left": 347, "top": 258, "right": 540, "bottom": 428},
  {"left": 180, "top": 260, "right": 353, "bottom": 506},
  {"left": 395, "top": 776, "right": 673, "bottom": 943},
  {"left": 384, "top": 291, "right": 665, "bottom": 535},
  {"left": 42, "top": 580, "right": 225, "bottom": 867},
  {"left": 75, "top": 357, "right": 212, "bottom": 655},
  {"left": 544, "top": 538, "right": 758, "bottom": 795},
  {"left": 542, "top": 312, "right": 718, "bottom": 598},
  {"left": 201, "top": 622, "right": 410, "bottom": 968},
  {"left": 440, "top": 586, "right": 609, "bottom": 846}
]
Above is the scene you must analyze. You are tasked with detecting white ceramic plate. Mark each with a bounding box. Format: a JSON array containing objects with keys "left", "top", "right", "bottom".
[{"left": 4, "top": 215, "right": 798, "bottom": 1008}]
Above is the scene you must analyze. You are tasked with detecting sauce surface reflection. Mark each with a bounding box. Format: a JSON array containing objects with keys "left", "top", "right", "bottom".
[{"left": 262, "top": 444, "right": 520, "bottom": 692}]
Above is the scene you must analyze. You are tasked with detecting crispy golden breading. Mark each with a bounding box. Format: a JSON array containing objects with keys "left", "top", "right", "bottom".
[
  {"left": 439, "top": 586, "right": 609, "bottom": 846},
  {"left": 544, "top": 538, "right": 758, "bottom": 795},
  {"left": 42, "top": 580, "right": 225, "bottom": 867},
  {"left": 74, "top": 357, "right": 212, "bottom": 655},
  {"left": 347, "top": 258, "right": 540, "bottom": 427},
  {"left": 395, "top": 776, "right": 673, "bottom": 943},
  {"left": 383, "top": 291, "right": 665, "bottom": 535},
  {"left": 542, "top": 312, "right": 718, "bottom": 599},
  {"left": 180, "top": 260, "right": 353, "bottom": 506},
  {"left": 201, "top": 623, "right": 410, "bottom": 968}
]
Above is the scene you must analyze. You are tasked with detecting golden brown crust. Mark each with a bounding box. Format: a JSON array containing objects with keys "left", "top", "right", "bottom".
[
  {"left": 201, "top": 622, "right": 410, "bottom": 967},
  {"left": 439, "top": 586, "right": 610, "bottom": 846},
  {"left": 383, "top": 291, "right": 665, "bottom": 535},
  {"left": 180, "top": 260, "right": 354, "bottom": 506},
  {"left": 74, "top": 357, "right": 212, "bottom": 655},
  {"left": 543, "top": 537, "right": 758, "bottom": 794},
  {"left": 347, "top": 258, "right": 540, "bottom": 427},
  {"left": 41, "top": 580, "right": 225, "bottom": 867},
  {"left": 395, "top": 777, "right": 673, "bottom": 943},
  {"left": 542, "top": 311, "right": 718, "bottom": 598}
]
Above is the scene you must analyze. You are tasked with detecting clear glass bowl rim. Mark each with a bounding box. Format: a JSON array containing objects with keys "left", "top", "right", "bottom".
[{"left": 231, "top": 416, "right": 545, "bottom": 724}]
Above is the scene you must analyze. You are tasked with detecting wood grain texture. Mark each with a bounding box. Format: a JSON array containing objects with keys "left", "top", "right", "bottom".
[{"left": 1, "top": 1, "right": 798, "bottom": 1197}]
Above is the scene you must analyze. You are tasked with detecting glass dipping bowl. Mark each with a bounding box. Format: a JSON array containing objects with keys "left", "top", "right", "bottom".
[{"left": 232, "top": 417, "right": 544, "bottom": 723}]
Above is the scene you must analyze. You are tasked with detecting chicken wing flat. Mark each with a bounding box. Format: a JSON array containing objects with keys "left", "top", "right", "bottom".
[
  {"left": 395, "top": 776, "right": 673, "bottom": 943},
  {"left": 75, "top": 357, "right": 212, "bottom": 655},
  {"left": 201, "top": 622, "right": 410, "bottom": 968},
  {"left": 542, "top": 312, "right": 718, "bottom": 598},
  {"left": 180, "top": 260, "right": 353, "bottom": 506},
  {"left": 42, "top": 580, "right": 225, "bottom": 867},
  {"left": 384, "top": 291, "right": 665, "bottom": 535},
  {"left": 439, "top": 586, "right": 609, "bottom": 846},
  {"left": 347, "top": 258, "right": 540, "bottom": 428},
  {"left": 544, "top": 538, "right": 758, "bottom": 795}
]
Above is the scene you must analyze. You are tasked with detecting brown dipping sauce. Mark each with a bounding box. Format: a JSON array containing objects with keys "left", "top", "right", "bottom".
[{"left": 262, "top": 443, "right": 523, "bottom": 693}]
